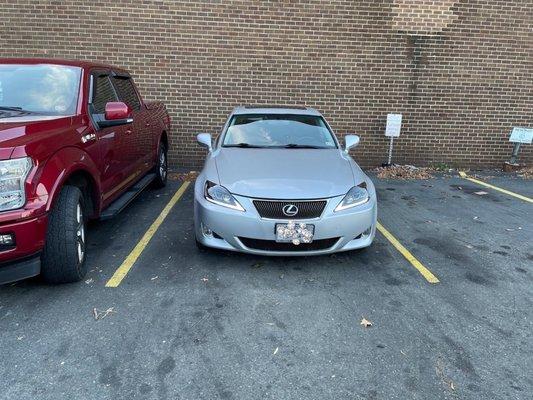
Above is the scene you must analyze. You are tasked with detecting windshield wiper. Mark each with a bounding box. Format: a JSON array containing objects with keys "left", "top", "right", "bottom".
[
  {"left": 0, "top": 106, "right": 40, "bottom": 116},
  {"left": 283, "top": 144, "right": 328, "bottom": 149},
  {"left": 224, "top": 143, "right": 265, "bottom": 148},
  {"left": 0, "top": 106, "right": 24, "bottom": 111}
]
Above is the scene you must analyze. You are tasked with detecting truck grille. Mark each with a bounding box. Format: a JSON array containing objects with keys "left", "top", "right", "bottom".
[
  {"left": 253, "top": 200, "right": 327, "bottom": 219},
  {"left": 239, "top": 237, "right": 339, "bottom": 252}
]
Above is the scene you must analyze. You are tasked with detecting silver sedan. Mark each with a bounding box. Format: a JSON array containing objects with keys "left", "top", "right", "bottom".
[{"left": 194, "top": 107, "right": 377, "bottom": 256}]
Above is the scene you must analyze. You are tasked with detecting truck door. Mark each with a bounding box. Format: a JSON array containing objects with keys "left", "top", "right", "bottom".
[
  {"left": 88, "top": 71, "right": 136, "bottom": 205},
  {"left": 111, "top": 73, "right": 152, "bottom": 176}
]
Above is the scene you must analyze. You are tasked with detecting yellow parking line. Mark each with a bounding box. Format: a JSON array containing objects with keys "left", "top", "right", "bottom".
[
  {"left": 459, "top": 171, "right": 533, "bottom": 203},
  {"left": 105, "top": 181, "right": 191, "bottom": 288},
  {"left": 376, "top": 222, "right": 440, "bottom": 284}
]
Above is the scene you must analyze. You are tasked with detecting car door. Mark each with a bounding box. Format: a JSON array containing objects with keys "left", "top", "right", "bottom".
[
  {"left": 110, "top": 72, "right": 152, "bottom": 176},
  {"left": 88, "top": 71, "right": 135, "bottom": 205}
]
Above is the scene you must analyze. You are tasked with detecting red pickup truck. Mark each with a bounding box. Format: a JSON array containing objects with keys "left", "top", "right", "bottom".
[{"left": 0, "top": 59, "right": 170, "bottom": 284}]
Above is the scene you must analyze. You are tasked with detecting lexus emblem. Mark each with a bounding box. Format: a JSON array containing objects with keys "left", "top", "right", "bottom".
[{"left": 282, "top": 204, "right": 299, "bottom": 217}]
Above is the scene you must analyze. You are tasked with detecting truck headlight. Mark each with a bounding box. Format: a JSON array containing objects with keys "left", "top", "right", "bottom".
[
  {"left": 204, "top": 181, "right": 244, "bottom": 211},
  {"left": 0, "top": 157, "right": 33, "bottom": 212},
  {"left": 334, "top": 183, "right": 370, "bottom": 212}
]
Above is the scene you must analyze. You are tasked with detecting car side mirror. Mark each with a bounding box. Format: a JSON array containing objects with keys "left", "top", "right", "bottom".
[
  {"left": 344, "top": 135, "right": 360, "bottom": 153},
  {"left": 98, "top": 102, "right": 133, "bottom": 128},
  {"left": 197, "top": 133, "right": 212, "bottom": 151}
]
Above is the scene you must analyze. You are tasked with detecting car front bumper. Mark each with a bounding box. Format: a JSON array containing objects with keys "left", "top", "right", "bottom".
[{"left": 194, "top": 191, "right": 377, "bottom": 256}]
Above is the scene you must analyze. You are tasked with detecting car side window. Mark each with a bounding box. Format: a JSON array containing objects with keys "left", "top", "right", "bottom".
[
  {"left": 91, "top": 74, "right": 117, "bottom": 115},
  {"left": 111, "top": 76, "right": 141, "bottom": 111}
]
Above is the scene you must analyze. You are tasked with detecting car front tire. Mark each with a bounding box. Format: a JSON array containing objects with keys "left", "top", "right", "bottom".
[{"left": 41, "top": 186, "right": 88, "bottom": 283}]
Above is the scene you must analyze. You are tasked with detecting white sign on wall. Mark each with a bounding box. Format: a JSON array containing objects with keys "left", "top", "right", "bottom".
[
  {"left": 385, "top": 114, "right": 402, "bottom": 137},
  {"left": 509, "top": 127, "right": 533, "bottom": 144}
]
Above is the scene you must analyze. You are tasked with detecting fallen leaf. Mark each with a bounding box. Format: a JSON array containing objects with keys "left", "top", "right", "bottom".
[
  {"left": 201, "top": 277, "right": 209, "bottom": 282},
  {"left": 474, "top": 191, "right": 488, "bottom": 196},
  {"left": 273, "top": 347, "right": 279, "bottom": 355},
  {"left": 151, "top": 276, "right": 158, "bottom": 281},
  {"left": 85, "top": 278, "right": 93, "bottom": 284},
  {"left": 360, "top": 317, "right": 373, "bottom": 328},
  {"left": 168, "top": 171, "right": 199, "bottom": 182},
  {"left": 374, "top": 165, "right": 434, "bottom": 180}
]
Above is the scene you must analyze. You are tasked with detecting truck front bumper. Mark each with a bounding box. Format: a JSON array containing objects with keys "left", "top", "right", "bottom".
[
  {"left": 0, "top": 255, "right": 40, "bottom": 285},
  {"left": 0, "top": 213, "right": 48, "bottom": 284}
]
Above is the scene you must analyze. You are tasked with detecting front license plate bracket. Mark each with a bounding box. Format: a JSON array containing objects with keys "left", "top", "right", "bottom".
[{"left": 275, "top": 222, "right": 315, "bottom": 244}]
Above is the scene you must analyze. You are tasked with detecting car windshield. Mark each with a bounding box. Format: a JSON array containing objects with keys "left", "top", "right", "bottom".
[
  {"left": 223, "top": 114, "right": 337, "bottom": 148},
  {"left": 0, "top": 64, "right": 81, "bottom": 117}
]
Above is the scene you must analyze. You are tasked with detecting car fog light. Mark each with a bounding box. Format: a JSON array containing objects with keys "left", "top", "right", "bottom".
[
  {"left": 201, "top": 224, "right": 213, "bottom": 237},
  {"left": 0, "top": 233, "right": 15, "bottom": 246},
  {"left": 363, "top": 227, "right": 372, "bottom": 236}
]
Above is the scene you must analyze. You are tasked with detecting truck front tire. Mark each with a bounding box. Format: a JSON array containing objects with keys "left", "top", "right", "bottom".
[{"left": 41, "top": 186, "right": 88, "bottom": 283}]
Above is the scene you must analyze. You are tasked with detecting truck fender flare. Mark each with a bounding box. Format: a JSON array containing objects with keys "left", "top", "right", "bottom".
[{"left": 37, "top": 147, "right": 102, "bottom": 214}]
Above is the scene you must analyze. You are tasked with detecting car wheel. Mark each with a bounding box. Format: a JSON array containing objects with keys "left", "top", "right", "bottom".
[
  {"left": 41, "top": 186, "right": 88, "bottom": 283},
  {"left": 153, "top": 141, "right": 168, "bottom": 188},
  {"left": 195, "top": 238, "right": 209, "bottom": 252}
]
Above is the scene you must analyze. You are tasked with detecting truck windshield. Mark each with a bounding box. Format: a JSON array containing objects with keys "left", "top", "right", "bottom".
[
  {"left": 0, "top": 64, "right": 81, "bottom": 116},
  {"left": 223, "top": 114, "right": 337, "bottom": 149}
]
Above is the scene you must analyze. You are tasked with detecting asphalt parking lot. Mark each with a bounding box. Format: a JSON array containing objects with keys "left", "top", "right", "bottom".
[{"left": 0, "top": 171, "right": 531, "bottom": 400}]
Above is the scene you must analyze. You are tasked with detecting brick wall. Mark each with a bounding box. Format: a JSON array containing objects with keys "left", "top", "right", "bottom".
[{"left": 1, "top": 0, "right": 531, "bottom": 168}]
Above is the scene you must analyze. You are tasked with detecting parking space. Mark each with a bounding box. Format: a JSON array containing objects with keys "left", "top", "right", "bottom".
[{"left": 0, "top": 174, "right": 531, "bottom": 399}]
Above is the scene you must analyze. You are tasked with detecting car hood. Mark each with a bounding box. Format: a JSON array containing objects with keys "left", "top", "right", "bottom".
[{"left": 214, "top": 148, "right": 356, "bottom": 199}]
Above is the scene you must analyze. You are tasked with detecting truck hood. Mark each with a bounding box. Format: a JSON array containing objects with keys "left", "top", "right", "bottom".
[
  {"left": 214, "top": 148, "right": 356, "bottom": 199},
  {"left": 0, "top": 116, "right": 73, "bottom": 159}
]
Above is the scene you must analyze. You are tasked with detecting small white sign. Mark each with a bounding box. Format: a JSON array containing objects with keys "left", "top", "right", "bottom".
[
  {"left": 509, "top": 127, "right": 533, "bottom": 144},
  {"left": 385, "top": 114, "right": 402, "bottom": 137}
]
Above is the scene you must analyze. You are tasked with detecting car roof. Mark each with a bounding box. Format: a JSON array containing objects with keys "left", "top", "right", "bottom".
[
  {"left": 0, "top": 58, "right": 129, "bottom": 74},
  {"left": 232, "top": 106, "right": 322, "bottom": 117}
]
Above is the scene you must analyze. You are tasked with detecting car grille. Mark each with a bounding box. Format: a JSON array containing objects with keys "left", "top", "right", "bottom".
[
  {"left": 239, "top": 237, "right": 340, "bottom": 252},
  {"left": 253, "top": 200, "right": 327, "bottom": 219}
]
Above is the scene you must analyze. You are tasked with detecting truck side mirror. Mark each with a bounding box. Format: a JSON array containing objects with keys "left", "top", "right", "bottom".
[
  {"left": 98, "top": 102, "right": 133, "bottom": 128},
  {"left": 197, "top": 133, "right": 212, "bottom": 152}
]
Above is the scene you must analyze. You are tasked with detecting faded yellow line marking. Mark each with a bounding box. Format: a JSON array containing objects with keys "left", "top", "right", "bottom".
[
  {"left": 106, "top": 181, "right": 191, "bottom": 287},
  {"left": 376, "top": 221, "right": 440, "bottom": 284},
  {"left": 459, "top": 171, "right": 532, "bottom": 203}
]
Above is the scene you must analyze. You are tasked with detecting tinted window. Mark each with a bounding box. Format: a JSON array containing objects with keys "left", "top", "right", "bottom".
[
  {"left": 112, "top": 77, "right": 141, "bottom": 111},
  {"left": 0, "top": 64, "right": 81, "bottom": 115},
  {"left": 91, "top": 75, "right": 117, "bottom": 114},
  {"left": 223, "top": 114, "right": 337, "bottom": 149}
]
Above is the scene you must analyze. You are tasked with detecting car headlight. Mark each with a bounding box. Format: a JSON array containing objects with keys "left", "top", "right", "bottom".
[
  {"left": 0, "top": 157, "right": 33, "bottom": 212},
  {"left": 334, "top": 183, "right": 369, "bottom": 212},
  {"left": 204, "top": 181, "right": 244, "bottom": 211}
]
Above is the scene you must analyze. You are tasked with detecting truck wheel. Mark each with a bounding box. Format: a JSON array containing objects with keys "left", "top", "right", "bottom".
[
  {"left": 153, "top": 142, "right": 168, "bottom": 188},
  {"left": 41, "top": 186, "right": 88, "bottom": 283}
]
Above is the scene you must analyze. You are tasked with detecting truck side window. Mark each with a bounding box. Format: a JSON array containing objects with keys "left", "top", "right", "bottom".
[
  {"left": 91, "top": 75, "right": 117, "bottom": 115},
  {"left": 112, "top": 77, "right": 141, "bottom": 111}
]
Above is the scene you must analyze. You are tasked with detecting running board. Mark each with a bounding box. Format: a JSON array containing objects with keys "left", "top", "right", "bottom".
[{"left": 100, "top": 173, "right": 156, "bottom": 220}]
